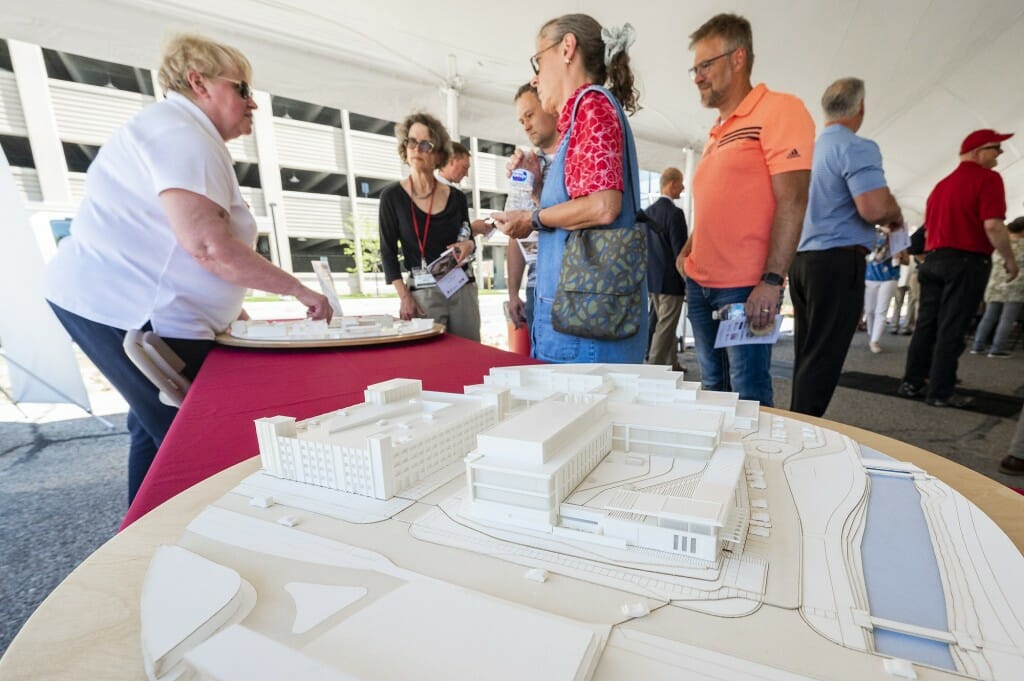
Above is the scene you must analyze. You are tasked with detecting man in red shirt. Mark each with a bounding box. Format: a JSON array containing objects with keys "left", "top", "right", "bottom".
[{"left": 898, "top": 129, "right": 1019, "bottom": 408}]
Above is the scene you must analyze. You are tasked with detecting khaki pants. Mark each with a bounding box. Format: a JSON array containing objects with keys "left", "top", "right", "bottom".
[
  {"left": 411, "top": 282, "right": 481, "bottom": 342},
  {"left": 647, "top": 292, "right": 684, "bottom": 368}
]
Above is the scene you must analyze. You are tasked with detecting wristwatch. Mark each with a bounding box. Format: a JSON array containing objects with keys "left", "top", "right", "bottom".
[
  {"left": 760, "top": 272, "right": 784, "bottom": 286},
  {"left": 531, "top": 209, "right": 550, "bottom": 232}
]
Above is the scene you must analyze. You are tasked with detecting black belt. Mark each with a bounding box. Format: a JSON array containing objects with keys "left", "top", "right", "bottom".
[
  {"left": 798, "top": 245, "right": 869, "bottom": 256},
  {"left": 929, "top": 247, "right": 989, "bottom": 259}
]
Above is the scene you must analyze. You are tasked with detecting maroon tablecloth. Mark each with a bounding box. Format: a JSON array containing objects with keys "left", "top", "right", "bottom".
[{"left": 121, "top": 334, "right": 542, "bottom": 528}]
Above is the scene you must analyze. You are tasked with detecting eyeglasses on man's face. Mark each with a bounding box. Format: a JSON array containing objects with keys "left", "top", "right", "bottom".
[
  {"left": 218, "top": 77, "right": 252, "bottom": 100},
  {"left": 405, "top": 137, "right": 435, "bottom": 153},
  {"left": 688, "top": 49, "right": 737, "bottom": 82},
  {"left": 979, "top": 145, "right": 1004, "bottom": 155},
  {"left": 530, "top": 42, "right": 559, "bottom": 75}
]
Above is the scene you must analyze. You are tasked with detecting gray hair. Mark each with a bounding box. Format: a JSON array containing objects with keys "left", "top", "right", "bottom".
[
  {"left": 540, "top": 13, "right": 640, "bottom": 115},
  {"left": 821, "top": 77, "right": 865, "bottom": 121}
]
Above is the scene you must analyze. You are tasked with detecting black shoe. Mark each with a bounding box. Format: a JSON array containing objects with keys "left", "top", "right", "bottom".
[
  {"left": 898, "top": 329, "right": 912, "bottom": 336},
  {"left": 925, "top": 394, "right": 975, "bottom": 409},
  {"left": 896, "top": 381, "right": 925, "bottom": 399},
  {"left": 999, "top": 455, "right": 1024, "bottom": 476}
]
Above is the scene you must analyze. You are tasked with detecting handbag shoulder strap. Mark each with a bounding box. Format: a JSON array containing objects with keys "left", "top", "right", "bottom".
[{"left": 565, "top": 85, "right": 641, "bottom": 215}]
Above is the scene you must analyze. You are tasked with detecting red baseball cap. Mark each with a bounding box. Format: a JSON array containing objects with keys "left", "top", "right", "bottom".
[{"left": 960, "top": 129, "right": 1013, "bottom": 154}]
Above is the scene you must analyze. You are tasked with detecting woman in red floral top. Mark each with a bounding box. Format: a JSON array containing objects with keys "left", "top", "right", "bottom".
[{"left": 495, "top": 14, "right": 647, "bottom": 363}]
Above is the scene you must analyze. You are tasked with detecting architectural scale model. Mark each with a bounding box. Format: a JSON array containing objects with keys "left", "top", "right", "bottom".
[
  {"left": 140, "top": 364, "right": 1024, "bottom": 681},
  {"left": 229, "top": 316, "right": 435, "bottom": 341}
]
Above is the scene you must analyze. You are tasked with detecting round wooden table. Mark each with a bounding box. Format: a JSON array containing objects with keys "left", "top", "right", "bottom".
[{"left": 1, "top": 411, "right": 1021, "bottom": 680}]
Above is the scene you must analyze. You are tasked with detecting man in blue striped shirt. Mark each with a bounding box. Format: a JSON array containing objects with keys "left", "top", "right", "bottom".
[{"left": 789, "top": 78, "right": 903, "bottom": 416}]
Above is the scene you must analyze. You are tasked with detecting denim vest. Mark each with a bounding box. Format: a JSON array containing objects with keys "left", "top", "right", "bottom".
[{"left": 531, "top": 85, "right": 648, "bottom": 363}]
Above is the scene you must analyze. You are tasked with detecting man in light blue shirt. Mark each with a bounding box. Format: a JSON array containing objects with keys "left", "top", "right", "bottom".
[{"left": 789, "top": 77, "right": 903, "bottom": 416}]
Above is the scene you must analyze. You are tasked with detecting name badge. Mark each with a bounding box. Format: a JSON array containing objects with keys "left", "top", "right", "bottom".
[{"left": 411, "top": 267, "right": 436, "bottom": 288}]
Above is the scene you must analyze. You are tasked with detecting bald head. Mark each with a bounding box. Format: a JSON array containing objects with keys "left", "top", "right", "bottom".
[{"left": 660, "top": 167, "right": 684, "bottom": 199}]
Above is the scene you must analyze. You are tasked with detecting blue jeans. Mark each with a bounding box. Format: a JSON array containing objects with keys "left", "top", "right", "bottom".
[
  {"left": 525, "top": 285, "right": 536, "bottom": 331},
  {"left": 685, "top": 279, "right": 774, "bottom": 406},
  {"left": 971, "top": 301, "right": 1022, "bottom": 354},
  {"left": 48, "top": 303, "right": 213, "bottom": 503}
]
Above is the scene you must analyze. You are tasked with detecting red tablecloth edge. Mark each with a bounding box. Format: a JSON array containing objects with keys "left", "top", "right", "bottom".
[{"left": 120, "top": 335, "right": 542, "bottom": 529}]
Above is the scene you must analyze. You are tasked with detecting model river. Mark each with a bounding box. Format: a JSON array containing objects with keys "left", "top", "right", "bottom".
[{"left": 860, "top": 448, "right": 956, "bottom": 670}]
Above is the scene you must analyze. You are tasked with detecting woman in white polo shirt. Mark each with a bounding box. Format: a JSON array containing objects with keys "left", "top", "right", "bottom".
[{"left": 44, "top": 35, "right": 331, "bottom": 504}]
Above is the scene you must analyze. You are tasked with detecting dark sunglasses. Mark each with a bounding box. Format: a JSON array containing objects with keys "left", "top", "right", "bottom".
[
  {"left": 218, "top": 77, "right": 252, "bottom": 100},
  {"left": 405, "top": 137, "right": 435, "bottom": 153}
]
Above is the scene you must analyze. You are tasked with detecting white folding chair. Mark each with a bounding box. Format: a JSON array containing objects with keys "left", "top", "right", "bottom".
[{"left": 123, "top": 330, "right": 192, "bottom": 407}]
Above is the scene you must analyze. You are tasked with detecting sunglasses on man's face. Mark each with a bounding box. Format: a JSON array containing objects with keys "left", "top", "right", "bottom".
[{"left": 218, "top": 77, "right": 252, "bottom": 100}]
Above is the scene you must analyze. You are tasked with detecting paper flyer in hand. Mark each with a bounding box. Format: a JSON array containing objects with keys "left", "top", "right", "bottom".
[
  {"left": 517, "top": 232, "right": 538, "bottom": 266},
  {"left": 714, "top": 314, "right": 783, "bottom": 348},
  {"left": 427, "top": 248, "right": 469, "bottom": 299},
  {"left": 311, "top": 259, "right": 344, "bottom": 317},
  {"left": 888, "top": 226, "right": 911, "bottom": 255}
]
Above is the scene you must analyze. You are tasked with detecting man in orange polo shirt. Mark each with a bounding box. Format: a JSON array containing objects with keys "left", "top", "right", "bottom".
[{"left": 676, "top": 13, "right": 814, "bottom": 406}]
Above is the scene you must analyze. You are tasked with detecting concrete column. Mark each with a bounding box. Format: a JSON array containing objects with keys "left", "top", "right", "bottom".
[
  {"left": 341, "top": 110, "right": 364, "bottom": 294},
  {"left": 149, "top": 70, "right": 163, "bottom": 99},
  {"left": 8, "top": 40, "right": 71, "bottom": 205},
  {"left": 251, "top": 90, "right": 292, "bottom": 271},
  {"left": 683, "top": 147, "right": 696, "bottom": 229},
  {"left": 469, "top": 137, "right": 483, "bottom": 284},
  {"left": 443, "top": 54, "right": 460, "bottom": 139}
]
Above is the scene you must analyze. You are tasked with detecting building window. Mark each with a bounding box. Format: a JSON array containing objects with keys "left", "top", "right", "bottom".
[
  {"left": 42, "top": 48, "right": 154, "bottom": 95},
  {"left": 234, "top": 162, "right": 262, "bottom": 188},
  {"left": 0, "top": 135, "right": 35, "bottom": 168},
  {"left": 476, "top": 190, "right": 508, "bottom": 211},
  {"left": 289, "top": 238, "right": 352, "bottom": 274},
  {"left": 281, "top": 168, "right": 348, "bottom": 196},
  {"left": 0, "top": 39, "right": 12, "bottom": 72},
  {"left": 353, "top": 176, "right": 391, "bottom": 199},
  {"left": 256, "top": 235, "right": 273, "bottom": 262},
  {"left": 349, "top": 112, "right": 397, "bottom": 136},
  {"left": 62, "top": 142, "right": 100, "bottom": 173},
  {"left": 271, "top": 95, "right": 342, "bottom": 128},
  {"left": 476, "top": 137, "right": 515, "bottom": 157}
]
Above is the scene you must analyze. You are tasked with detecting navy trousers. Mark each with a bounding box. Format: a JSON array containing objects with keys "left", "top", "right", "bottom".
[{"left": 48, "top": 303, "right": 214, "bottom": 503}]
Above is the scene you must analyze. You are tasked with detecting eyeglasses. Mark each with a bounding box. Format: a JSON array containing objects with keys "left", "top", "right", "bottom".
[
  {"left": 405, "top": 137, "right": 435, "bottom": 153},
  {"left": 979, "top": 145, "right": 1004, "bottom": 155},
  {"left": 530, "top": 42, "right": 559, "bottom": 75},
  {"left": 218, "top": 77, "right": 252, "bottom": 100},
  {"left": 688, "top": 49, "right": 737, "bottom": 81}
]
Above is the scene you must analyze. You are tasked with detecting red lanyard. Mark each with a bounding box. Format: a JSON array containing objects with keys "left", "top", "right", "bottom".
[{"left": 409, "top": 183, "right": 435, "bottom": 267}]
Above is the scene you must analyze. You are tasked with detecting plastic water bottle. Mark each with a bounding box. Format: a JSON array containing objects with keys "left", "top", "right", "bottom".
[
  {"left": 504, "top": 168, "right": 536, "bottom": 212},
  {"left": 457, "top": 220, "right": 472, "bottom": 242}
]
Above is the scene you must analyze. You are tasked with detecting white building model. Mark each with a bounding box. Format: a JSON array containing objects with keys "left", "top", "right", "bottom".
[
  {"left": 256, "top": 364, "right": 759, "bottom": 562},
  {"left": 230, "top": 316, "right": 435, "bottom": 341},
  {"left": 141, "top": 363, "right": 1024, "bottom": 681}
]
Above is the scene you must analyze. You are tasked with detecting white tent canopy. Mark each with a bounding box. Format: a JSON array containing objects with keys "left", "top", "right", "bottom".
[{"left": 4, "top": 0, "right": 1023, "bottom": 223}]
